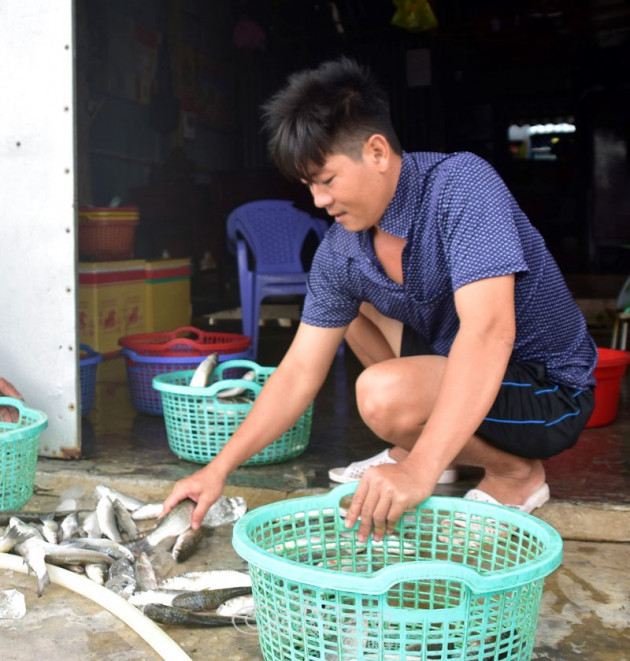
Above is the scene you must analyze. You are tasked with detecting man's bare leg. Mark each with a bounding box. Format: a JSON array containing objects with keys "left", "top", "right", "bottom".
[
  {"left": 355, "top": 354, "right": 547, "bottom": 507},
  {"left": 341, "top": 305, "right": 456, "bottom": 478},
  {"left": 344, "top": 304, "right": 407, "bottom": 463},
  {"left": 344, "top": 302, "right": 403, "bottom": 366}
]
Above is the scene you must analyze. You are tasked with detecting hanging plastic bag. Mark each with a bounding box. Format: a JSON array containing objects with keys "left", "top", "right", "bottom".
[{"left": 391, "top": 0, "right": 439, "bottom": 33}]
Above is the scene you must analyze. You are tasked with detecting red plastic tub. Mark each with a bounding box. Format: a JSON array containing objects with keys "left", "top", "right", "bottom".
[{"left": 585, "top": 347, "right": 630, "bottom": 428}]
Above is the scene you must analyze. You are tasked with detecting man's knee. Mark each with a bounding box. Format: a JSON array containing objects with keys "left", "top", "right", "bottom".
[{"left": 356, "top": 365, "right": 397, "bottom": 434}]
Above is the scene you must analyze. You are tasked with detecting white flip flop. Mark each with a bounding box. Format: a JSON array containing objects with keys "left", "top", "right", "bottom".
[
  {"left": 328, "top": 449, "right": 396, "bottom": 483},
  {"left": 328, "top": 449, "right": 459, "bottom": 485},
  {"left": 438, "top": 483, "right": 551, "bottom": 548},
  {"left": 464, "top": 483, "right": 551, "bottom": 514}
]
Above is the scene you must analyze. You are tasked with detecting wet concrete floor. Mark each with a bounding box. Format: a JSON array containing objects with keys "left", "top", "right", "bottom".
[{"left": 1, "top": 321, "right": 629, "bottom": 659}]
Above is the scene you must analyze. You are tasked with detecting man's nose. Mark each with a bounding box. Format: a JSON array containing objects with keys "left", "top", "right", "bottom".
[{"left": 310, "top": 184, "right": 332, "bottom": 209}]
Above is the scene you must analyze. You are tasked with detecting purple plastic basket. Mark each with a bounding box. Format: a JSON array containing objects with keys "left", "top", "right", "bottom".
[
  {"left": 121, "top": 348, "right": 251, "bottom": 416},
  {"left": 79, "top": 344, "right": 103, "bottom": 416}
]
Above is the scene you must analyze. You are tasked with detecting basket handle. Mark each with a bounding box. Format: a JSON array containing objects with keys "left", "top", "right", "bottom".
[
  {"left": 170, "top": 326, "right": 204, "bottom": 340},
  {"left": 204, "top": 378, "right": 262, "bottom": 399},
  {"left": 214, "top": 359, "right": 261, "bottom": 375},
  {"left": 0, "top": 397, "right": 25, "bottom": 424}
]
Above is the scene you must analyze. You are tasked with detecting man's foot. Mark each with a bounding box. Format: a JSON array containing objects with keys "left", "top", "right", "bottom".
[
  {"left": 464, "top": 483, "right": 550, "bottom": 514},
  {"left": 328, "top": 449, "right": 459, "bottom": 485},
  {"left": 468, "top": 460, "right": 550, "bottom": 513}
]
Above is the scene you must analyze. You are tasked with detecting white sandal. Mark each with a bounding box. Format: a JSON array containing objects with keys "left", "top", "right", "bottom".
[{"left": 328, "top": 449, "right": 459, "bottom": 485}]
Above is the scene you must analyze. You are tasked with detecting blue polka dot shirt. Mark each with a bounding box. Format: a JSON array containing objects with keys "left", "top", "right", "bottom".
[{"left": 302, "top": 151, "right": 597, "bottom": 389}]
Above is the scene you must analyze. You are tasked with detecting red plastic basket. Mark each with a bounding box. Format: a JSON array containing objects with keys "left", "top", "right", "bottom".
[
  {"left": 118, "top": 326, "right": 251, "bottom": 357},
  {"left": 79, "top": 205, "right": 139, "bottom": 260},
  {"left": 79, "top": 220, "right": 138, "bottom": 260}
]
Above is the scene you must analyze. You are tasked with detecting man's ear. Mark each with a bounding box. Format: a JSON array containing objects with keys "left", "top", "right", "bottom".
[{"left": 364, "top": 134, "right": 391, "bottom": 171}]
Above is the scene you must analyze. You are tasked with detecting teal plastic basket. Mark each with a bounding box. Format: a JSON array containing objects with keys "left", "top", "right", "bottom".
[
  {"left": 152, "top": 360, "right": 312, "bottom": 466},
  {"left": 232, "top": 482, "right": 563, "bottom": 661},
  {"left": 0, "top": 397, "right": 48, "bottom": 510}
]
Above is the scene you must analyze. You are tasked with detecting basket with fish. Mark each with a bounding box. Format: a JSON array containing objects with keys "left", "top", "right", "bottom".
[
  {"left": 152, "top": 358, "right": 313, "bottom": 465},
  {"left": 232, "top": 482, "right": 563, "bottom": 661},
  {"left": 119, "top": 328, "right": 252, "bottom": 416},
  {"left": 0, "top": 397, "right": 48, "bottom": 510}
]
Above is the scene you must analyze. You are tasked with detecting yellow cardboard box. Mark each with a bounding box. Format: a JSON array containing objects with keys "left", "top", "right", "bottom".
[
  {"left": 144, "top": 258, "right": 192, "bottom": 332},
  {"left": 78, "top": 260, "right": 146, "bottom": 355}
]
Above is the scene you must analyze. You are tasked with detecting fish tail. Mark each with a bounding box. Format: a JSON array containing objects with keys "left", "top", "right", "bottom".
[{"left": 36, "top": 570, "right": 51, "bottom": 598}]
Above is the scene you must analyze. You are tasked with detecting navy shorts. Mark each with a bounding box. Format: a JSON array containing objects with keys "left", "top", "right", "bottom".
[{"left": 401, "top": 325, "right": 594, "bottom": 459}]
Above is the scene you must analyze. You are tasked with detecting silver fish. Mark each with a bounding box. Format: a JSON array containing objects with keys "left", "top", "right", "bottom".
[
  {"left": 134, "top": 551, "right": 158, "bottom": 591},
  {"left": 43, "top": 544, "right": 114, "bottom": 567},
  {"left": 105, "top": 557, "right": 136, "bottom": 598},
  {"left": 59, "top": 511, "right": 80, "bottom": 542},
  {"left": 62, "top": 537, "right": 135, "bottom": 563},
  {"left": 171, "top": 527, "right": 204, "bottom": 563},
  {"left": 14, "top": 535, "right": 50, "bottom": 597},
  {"left": 39, "top": 515, "right": 59, "bottom": 545},
  {"left": 216, "top": 370, "right": 256, "bottom": 399},
  {"left": 188, "top": 352, "right": 219, "bottom": 387},
  {"left": 113, "top": 499, "right": 138, "bottom": 540},
  {"left": 9, "top": 517, "right": 43, "bottom": 541},
  {"left": 96, "top": 495, "right": 122, "bottom": 542},
  {"left": 131, "top": 502, "right": 164, "bottom": 521},
  {"left": 201, "top": 496, "right": 247, "bottom": 528},
  {"left": 142, "top": 499, "right": 194, "bottom": 550},
  {"left": 216, "top": 594, "right": 256, "bottom": 618},
  {"left": 159, "top": 570, "right": 251, "bottom": 592},
  {"left": 0, "top": 525, "right": 29, "bottom": 554},
  {"left": 80, "top": 511, "right": 101, "bottom": 538},
  {"left": 95, "top": 485, "right": 145, "bottom": 512}
]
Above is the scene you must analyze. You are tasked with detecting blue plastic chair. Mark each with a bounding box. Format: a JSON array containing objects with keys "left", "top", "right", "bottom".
[{"left": 226, "top": 200, "right": 329, "bottom": 359}]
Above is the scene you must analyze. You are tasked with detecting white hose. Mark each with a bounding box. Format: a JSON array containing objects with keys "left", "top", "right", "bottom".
[{"left": 0, "top": 552, "right": 192, "bottom": 661}]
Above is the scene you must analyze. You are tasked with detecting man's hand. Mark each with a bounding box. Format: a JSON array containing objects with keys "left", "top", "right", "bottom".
[
  {"left": 343, "top": 460, "right": 433, "bottom": 542},
  {"left": 161, "top": 465, "right": 226, "bottom": 530},
  {"left": 0, "top": 377, "right": 24, "bottom": 423}
]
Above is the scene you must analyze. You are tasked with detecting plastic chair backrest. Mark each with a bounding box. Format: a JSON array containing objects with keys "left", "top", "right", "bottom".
[
  {"left": 226, "top": 200, "right": 328, "bottom": 274},
  {"left": 616, "top": 274, "right": 630, "bottom": 312}
]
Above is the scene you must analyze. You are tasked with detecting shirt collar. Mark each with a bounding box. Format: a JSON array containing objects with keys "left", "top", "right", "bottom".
[{"left": 378, "top": 151, "right": 417, "bottom": 239}]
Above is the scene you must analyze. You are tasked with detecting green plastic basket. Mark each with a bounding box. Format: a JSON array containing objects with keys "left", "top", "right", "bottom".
[
  {"left": 152, "top": 360, "right": 313, "bottom": 466},
  {"left": 232, "top": 482, "right": 563, "bottom": 661},
  {"left": 0, "top": 397, "right": 48, "bottom": 510}
]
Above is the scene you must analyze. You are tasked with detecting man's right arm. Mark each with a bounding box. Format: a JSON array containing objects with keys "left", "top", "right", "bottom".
[{"left": 161, "top": 322, "right": 346, "bottom": 528}]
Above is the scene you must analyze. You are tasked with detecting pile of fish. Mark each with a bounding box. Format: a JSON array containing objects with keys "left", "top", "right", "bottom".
[{"left": 0, "top": 485, "right": 256, "bottom": 627}]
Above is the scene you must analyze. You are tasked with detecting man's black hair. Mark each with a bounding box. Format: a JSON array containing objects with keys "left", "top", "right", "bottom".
[{"left": 262, "top": 57, "right": 401, "bottom": 182}]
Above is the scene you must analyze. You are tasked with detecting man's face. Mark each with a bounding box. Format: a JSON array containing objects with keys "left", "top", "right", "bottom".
[{"left": 304, "top": 143, "right": 392, "bottom": 232}]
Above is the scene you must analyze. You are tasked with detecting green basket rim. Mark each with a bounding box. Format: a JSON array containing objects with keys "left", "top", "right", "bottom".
[
  {"left": 232, "top": 482, "right": 563, "bottom": 595},
  {"left": 0, "top": 397, "right": 48, "bottom": 441},
  {"left": 154, "top": 361, "right": 312, "bottom": 465},
  {"left": 152, "top": 359, "right": 271, "bottom": 396}
]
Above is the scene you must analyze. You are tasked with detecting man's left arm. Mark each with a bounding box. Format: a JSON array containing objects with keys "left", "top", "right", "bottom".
[{"left": 346, "top": 274, "right": 516, "bottom": 540}]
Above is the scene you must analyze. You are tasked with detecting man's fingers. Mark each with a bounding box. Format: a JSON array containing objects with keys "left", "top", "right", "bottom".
[
  {"left": 355, "top": 481, "right": 384, "bottom": 543},
  {"left": 384, "top": 498, "right": 407, "bottom": 536},
  {"left": 370, "top": 494, "right": 393, "bottom": 542},
  {"left": 191, "top": 496, "right": 212, "bottom": 530},
  {"left": 344, "top": 479, "right": 368, "bottom": 529},
  {"left": 160, "top": 483, "right": 194, "bottom": 519}
]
